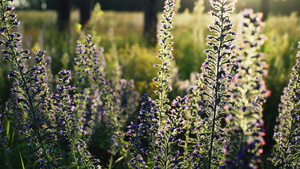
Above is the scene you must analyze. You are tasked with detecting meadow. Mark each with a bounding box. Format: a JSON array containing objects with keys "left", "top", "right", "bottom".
[
  {"left": 10, "top": 8, "right": 300, "bottom": 94},
  {"left": 0, "top": 0, "right": 299, "bottom": 168}
]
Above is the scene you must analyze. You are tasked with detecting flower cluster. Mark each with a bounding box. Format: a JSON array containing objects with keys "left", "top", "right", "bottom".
[
  {"left": 127, "top": 94, "right": 159, "bottom": 168},
  {"left": 74, "top": 35, "right": 140, "bottom": 168},
  {"left": 154, "top": 0, "right": 175, "bottom": 121},
  {"left": 74, "top": 35, "right": 106, "bottom": 141},
  {"left": 74, "top": 35, "right": 141, "bottom": 167},
  {"left": 0, "top": 1, "right": 111, "bottom": 168},
  {"left": 188, "top": 0, "right": 237, "bottom": 168},
  {"left": 0, "top": 0, "right": 55, "bottom": 167},
  {"left": 221, "top": 9, "right": 268, "bottom": 168},
  {"left": 272, "top": 41, "right": 300, "bottom": 168},
  {"left": 128, "top": 1, "right": 187, "bottom": 168},
  {"left": 53, "top": 69, "right": 100, "bottom": 168}
]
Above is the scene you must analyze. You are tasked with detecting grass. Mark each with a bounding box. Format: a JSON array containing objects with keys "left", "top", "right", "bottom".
[{"left": 4, "top": 9, "right": 298, "bottom": 113}]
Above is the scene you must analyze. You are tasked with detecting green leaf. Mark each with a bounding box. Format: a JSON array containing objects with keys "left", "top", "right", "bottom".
[
  {"left": 114, "top": 156, "right": 124, "bottom": 163},
  {"left": 6, "top": 120, "right": 10, "bottom": 139},
  {"left": 19, "top": 151, "right": 26, "bottom": 169}
]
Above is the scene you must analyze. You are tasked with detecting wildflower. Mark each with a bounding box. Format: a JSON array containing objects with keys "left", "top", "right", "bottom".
[
  {"left": 188, "top": 0, "right": 237, "bottom": 168},
  {"left": 221, "top": 8, "right": 267, "bottom": 168},
  {"left": 272, "top": 41, "right": 300, "bottom": 168}
]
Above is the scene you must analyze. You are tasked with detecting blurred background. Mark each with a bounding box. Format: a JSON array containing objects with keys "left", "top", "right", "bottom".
[
  {"left": 12, "top": 0, "right": 300, "bottom": 14},
  {"left": 0, "top": 0, "right": 299, "bottom": 166}
]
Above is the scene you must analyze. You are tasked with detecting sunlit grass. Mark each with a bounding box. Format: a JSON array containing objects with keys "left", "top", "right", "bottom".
[
  {"left": 10, "top": 9, "right": 300, "bottom": 102},
  {"left": 9, "top": 9, "right": 299, "bottom": 97}
]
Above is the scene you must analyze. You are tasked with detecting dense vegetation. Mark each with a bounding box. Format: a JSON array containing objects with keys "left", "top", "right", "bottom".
[{"left": 0, "top": 0, "right": 299, "bottom": 168}]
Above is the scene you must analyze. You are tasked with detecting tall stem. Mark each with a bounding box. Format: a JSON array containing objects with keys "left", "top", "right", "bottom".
[{"left": 208, "top": 7, "right": 225, "bottom": 169}]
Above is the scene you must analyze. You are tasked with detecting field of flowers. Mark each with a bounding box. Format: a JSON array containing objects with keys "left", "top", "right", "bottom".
[{"left": 0, "top": 0, "right": 299, "bottom": 168}]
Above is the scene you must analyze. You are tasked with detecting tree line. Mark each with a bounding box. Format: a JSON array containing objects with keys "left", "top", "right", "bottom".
[
  {"left": 18, "top": 0, "right": 300, "bottom": 15},
  {"left": 13, "top": 0, "right": 300, "bottom": 45}
]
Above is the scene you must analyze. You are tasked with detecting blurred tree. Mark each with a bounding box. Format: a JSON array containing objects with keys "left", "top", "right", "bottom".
[
  {"left": 144, "top": 0, "right": 158, "bottom": 46},
  {"left": 15, "top": 0, "right": 43, "bottom": 9},
  {"left": 261, "top": 0, "right": 269, "bottom": 21},
  {"left": 56, "top": 0, "right": 71, "bottom": 31},
  {"left": 80, "top": 0, "right": 94, "bottom": 28},
  {"left": 97, "top": 0, "right": 144, "bottom": 11},
  {"left": 28, "top": 0, "right": 42, "bottom": 9},
  {"left": 45, "top": 0, "right": 57, "bottom": 10}
]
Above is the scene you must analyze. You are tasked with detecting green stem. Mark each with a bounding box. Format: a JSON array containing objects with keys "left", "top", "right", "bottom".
[
  {"left": 163, "top": 139, "right": 170, "bottom": 169},
  {"left": 208, "top": 7, "right": 225, "bottom": 169},
  {"left": 108, "top": 156, "right": 114, "bottom": 169}
]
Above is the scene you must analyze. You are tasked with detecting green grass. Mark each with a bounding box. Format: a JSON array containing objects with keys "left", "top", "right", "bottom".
[{"left": 5, "top": 9, "right": 300, "bottom": 110}]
